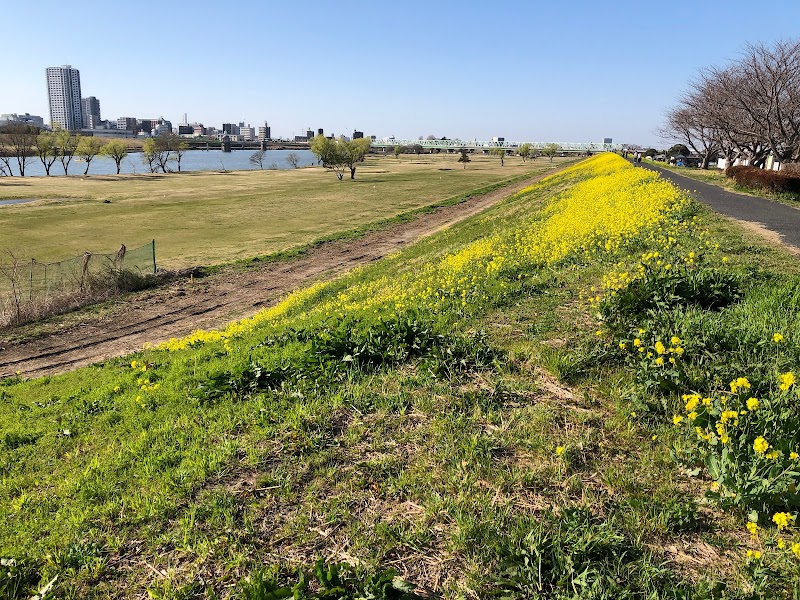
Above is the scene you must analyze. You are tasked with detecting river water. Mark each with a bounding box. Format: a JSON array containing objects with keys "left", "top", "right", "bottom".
[{"left": 5, "top": 149, "right": 317, "bottom": 177}]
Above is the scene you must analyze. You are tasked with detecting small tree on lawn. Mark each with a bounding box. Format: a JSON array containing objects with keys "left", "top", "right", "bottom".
[
  {"left": 75, "top": 136, "right": 104, "bottom": 175},
  {"left": 458, "top": 149, "right": 471, "bottom": 169},
  {"left": 34, "top": 131, "right": 59, "bottom": 176},
  {"left": 142, "top": 138, "right": 159, "bottom": 173},
  {"left": 393, "top": 144, "right": 403, "bottom": 158},
  {"left": 310, "top": 134, "right": 346, "bottom": 180},
  {"left": 490, "top": 146, "right": 506, "bottom": 166},
  {"left": 542, "top": 143, "right": 560, "bottom": 162},
  {"left": 56, "top": 128, "right": 79, "bottom": 175},
  {"left": 101, "top": 140, "right": 128, "bottom": 174},
  {"left": 518, "top": 143, "right": 532, "bottom": 162}
]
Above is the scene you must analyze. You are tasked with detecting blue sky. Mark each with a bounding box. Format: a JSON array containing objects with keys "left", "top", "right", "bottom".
[{"left": 3, "top": 1, "right": 800, "bottom": 147}]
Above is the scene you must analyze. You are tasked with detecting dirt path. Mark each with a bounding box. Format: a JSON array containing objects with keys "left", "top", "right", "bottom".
[{"left": 0, "top": 172, "right": 553, "bottom": 379}]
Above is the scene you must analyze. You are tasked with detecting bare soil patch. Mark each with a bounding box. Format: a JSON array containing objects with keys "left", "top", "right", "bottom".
[{"left": 0, "top": 172, "right": 555, "bottom": 379}]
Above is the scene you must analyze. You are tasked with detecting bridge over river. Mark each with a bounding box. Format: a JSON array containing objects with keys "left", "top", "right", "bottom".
[{"left": 370, "top": 139, "right": 622, "bottom": 154}]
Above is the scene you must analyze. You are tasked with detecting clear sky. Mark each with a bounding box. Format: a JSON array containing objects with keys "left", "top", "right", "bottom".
[{"left": 3, "top": 0, "right": 800, "bottom": 147}]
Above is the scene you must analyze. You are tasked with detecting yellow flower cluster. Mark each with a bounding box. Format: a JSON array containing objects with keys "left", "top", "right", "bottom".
[
  {"left": 730, "top": 377, "right": 751, "bottom": 394},
  {"left": 753, "top": 436, "right": 770, "bottom": 455},
  {"left": 155, "top": 154, "right": 691, "bottom": 355},
  {"left": 779, "top": 371, "right": 796, "bottom": 391},
  {"left": 158, "top": 281, "right": 329, "bottom": 351}
]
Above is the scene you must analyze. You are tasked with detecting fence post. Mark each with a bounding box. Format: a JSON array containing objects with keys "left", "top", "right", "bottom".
[
  {"left": 152, "top": 239, "right": 156, "bottom": 274},
  {"left": 29, "top": 259, "right": 34, "bottom": 301}
]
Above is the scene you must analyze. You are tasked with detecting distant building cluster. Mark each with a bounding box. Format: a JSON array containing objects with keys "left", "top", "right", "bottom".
[
  {"left": 2, "top": 64, "right": 367, "bottom": 144},
  {"left": 0, "top": 113, "right": 45, "bottom": 128}
]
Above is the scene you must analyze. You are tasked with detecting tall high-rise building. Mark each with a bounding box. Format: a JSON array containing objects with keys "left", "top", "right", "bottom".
[
  {"left": 46, "top": 65, "right": 83, "bottom": 130},
  {"left": 81, "top": 96, "right": 101, "bottom": 128},
  {"left": 258, "top": 122, "right": 271, "bottom": 141}
]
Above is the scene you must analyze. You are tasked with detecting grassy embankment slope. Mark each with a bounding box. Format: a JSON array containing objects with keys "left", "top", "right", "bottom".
[
  {"left": 0, "top": 155, "right": 553, "bottom": 268},
  {"left": 3, "top": 154, "right": 800, "bottom": 598}
]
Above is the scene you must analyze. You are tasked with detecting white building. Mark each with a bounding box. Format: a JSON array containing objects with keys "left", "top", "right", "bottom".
[
  {"left": 258, "top": 123, "right": 271, "bottom": 141},
  {"left": 46, "top": 65, "right": 83, "bottom": 130},
  {"left": 0, "top": 113, "right": 45, "bottom": 128},
  {"left": 240, "top": 125, "right": 255, "bottom": 141}
]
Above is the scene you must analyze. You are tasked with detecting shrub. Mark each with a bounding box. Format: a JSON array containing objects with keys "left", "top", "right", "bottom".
[{"left": 725, "top": 165, "right": 800, "bottom": 194}]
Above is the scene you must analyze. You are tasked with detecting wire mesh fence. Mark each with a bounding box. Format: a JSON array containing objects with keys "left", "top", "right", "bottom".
[{"left": 0, "top": 240, "right": 156, "bottom": 326}]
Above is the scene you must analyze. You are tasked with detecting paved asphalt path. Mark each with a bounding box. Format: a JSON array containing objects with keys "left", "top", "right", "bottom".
[{"left": 636, "top": 161, "right": 800, "bottom": 249}]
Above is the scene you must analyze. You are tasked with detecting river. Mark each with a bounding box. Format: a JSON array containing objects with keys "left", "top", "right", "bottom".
[{"left": 4, "top": 149, "right": 317, "bottom": 177}]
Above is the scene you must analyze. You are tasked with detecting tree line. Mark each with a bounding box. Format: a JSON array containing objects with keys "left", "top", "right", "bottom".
[
  {"left": 662, "top": 39, "right": 800, "bottom": 169},
  {"left": 0, "top": 125, "right": 190, "bottom": 176}
]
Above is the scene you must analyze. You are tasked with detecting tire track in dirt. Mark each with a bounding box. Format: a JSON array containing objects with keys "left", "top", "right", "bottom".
[{"left": 0, "top": 171, "right": 557, "bottom": 379}]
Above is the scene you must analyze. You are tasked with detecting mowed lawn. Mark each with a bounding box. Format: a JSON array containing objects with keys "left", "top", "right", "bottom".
[{"left": 0, "top": 155, "right": 563, "bottom": 268}]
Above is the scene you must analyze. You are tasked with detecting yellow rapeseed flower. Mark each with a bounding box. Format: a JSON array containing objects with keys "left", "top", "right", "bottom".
[
  {"left": 773, "top": 333, "right": 785, "bottom": 343},
  {"left": 730, "top": 377, "right": 751, "bottom": 394},
  {"left": 746, "top": 397, "right": 759, "bottom": 411},
  {"left": 655, "top": 341, "right": 666, "bottom": 355},
  {"left": 746, "top": 549, "right": 762, "bottom": 560},
  {"left": 555, "top": 446, "right": 565, "bottom": 456},
  {"left": 753, "top": 436, "right": 770, "bottom": 454},
  {"left": 791, "top": 452, "right": 800, "bottom": 460},
  {"left": 793, "top": 542, "right": 800, "bottom": 558},
  {"left": 746, "top": 522, "right": 760, "bottom": 536},
  {"left": 670, "top": 336, "right": 681, "bottom": 345},
  {"left": 779, "top": 371, "right": 796, "bottom": 391},
  {"left": 772, "top": 512, "right": 792, "bottom": 530},
  {"left": 673, "top": 415, "right": 684, "bottom": 425}
]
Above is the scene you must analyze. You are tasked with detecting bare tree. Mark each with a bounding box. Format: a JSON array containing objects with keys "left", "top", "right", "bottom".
[
  {"left": 250, "top": 150, "right": 266, "bottom": 169},
  {"left": 163, "top": 134, "right": 189, "bottom": 173},
  {"left": 0, "top": 251, "right": 25, "bottom": 325},
  {"left": 665, "top": 39, "right": 800, "bottom": 169},
  {"left": 0, "top": 134, "right": 14, "bottom": 176},
  {"left": 660, "top": 102, "right": 720, "bottom": 169},
  {"left": 285, "top": 152, "right": 300, "bottom": 169},
  {"left": 5, "top": 124, "right": 37, "bottom": 176}
]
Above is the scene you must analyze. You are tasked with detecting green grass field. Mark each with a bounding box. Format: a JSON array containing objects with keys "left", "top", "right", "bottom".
[
  {"left": 4, "top": 155, "right": 800, "bottom": 598},
  {"left": 0, "top": 155, "right": 561, "bottom": 268}
]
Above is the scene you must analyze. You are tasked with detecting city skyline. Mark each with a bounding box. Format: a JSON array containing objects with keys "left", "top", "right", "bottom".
[{"left": 4, "top": 1, "right": 800, "bottom": 146}]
